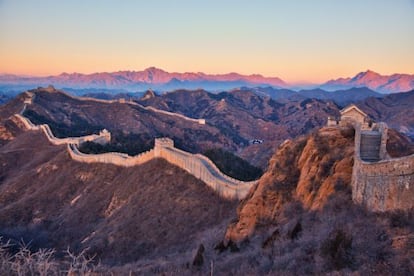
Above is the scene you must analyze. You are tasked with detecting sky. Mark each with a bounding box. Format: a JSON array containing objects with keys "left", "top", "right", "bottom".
[{"left": 0, "top": 0, "right": 413, "bottom": 83}]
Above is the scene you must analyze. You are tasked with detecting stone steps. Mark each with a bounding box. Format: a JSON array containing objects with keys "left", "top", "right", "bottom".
[{"left": 360, "top": 131, "right": 381, "bottom": 162}]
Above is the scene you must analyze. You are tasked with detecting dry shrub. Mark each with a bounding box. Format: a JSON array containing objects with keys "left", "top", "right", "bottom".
[{"left": 0, "top": 238, "right": 96, "bottom": 275}]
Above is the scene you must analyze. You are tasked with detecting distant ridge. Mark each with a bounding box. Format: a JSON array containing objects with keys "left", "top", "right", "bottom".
[
  {"left": 321, "top": 70, "right": 414, "bottom": 93},
  {"left": 1, "top": 68, "right": 413, "bottom": 94},
  {"left": 0, "top": 67, "right": 286, "bottom": 92}
]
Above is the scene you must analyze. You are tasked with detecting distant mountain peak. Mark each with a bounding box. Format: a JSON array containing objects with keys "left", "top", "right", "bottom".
[
  {"left": 322, "top": 70, "right": 414, "bottom": 93},
  {"left": 352, "top": 70, "right": 381, "bottom": 81},
  {"left": 0, "top": 67, "right": 288, "bottom": 92}
]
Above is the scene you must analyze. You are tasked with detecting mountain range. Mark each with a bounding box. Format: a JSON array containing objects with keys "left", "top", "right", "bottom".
[
  {"left": 321, "top": 70, "right": 414, "bottom": 93},
  {"left": 1, "top": 92, "right": 413, "bottom": 273},
  {"left": 1, "top": 68, "right": 413, "bottom": 94}
]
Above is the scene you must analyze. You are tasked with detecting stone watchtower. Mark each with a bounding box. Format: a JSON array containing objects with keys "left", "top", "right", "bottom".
[{"left": 154, "top": 137, "right": 174, "bottom": 157}]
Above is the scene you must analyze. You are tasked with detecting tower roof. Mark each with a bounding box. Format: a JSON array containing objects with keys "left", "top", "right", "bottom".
[{"left": 340, "top": 104, "right": 368, "bottom": 118}]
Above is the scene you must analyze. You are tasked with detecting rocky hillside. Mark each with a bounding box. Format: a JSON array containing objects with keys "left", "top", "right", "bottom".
[
  {"left": 0, "top": 129, "right": 237, "bottom": 266},
  {"left": 217, "top": 126, "right": 413, "bottom": 275},
  {"left": 226, "top": 126, "right": 355, "bottom": 243},
  {"left": 0, "top": 112, "right": 413, "bottom": 274}
]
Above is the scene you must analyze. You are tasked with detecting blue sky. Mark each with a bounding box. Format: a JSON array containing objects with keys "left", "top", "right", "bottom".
[{"left": 1, "top": 0, "right": 413, "bottom": 82}]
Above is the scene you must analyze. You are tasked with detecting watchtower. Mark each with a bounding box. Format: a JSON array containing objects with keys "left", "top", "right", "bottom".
[{"left": 154, "top": 137, "right": 174, "bottom": 156}]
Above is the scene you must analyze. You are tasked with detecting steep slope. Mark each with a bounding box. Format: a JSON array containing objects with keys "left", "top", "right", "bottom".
[
  {"left": 322, "top": 70, "right": 414, "bottom": 93},
  {"left": 0, "top": 129, "right": 237, "bottom": 265},
  {"left": 216, "top": 126, "right": 413, "bottom": 275},
  {"left": 226, "top": 127, "right": 355, "bottom": 242}
]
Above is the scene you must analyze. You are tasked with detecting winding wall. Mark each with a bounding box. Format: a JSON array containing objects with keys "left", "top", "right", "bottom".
[
  {"left": 66, "top": 139, "right": 256, "bottom": 200},
  {"left": 14, "top": 111, "right": 110, "bottom": 146},
  {"left": 13, "top": 98, "right": 256, "bottom": 200}
]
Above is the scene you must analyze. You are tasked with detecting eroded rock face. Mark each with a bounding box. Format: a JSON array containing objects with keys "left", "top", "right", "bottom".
[{"left": 225, "top": 127, "right": 355, "bottom": 243}]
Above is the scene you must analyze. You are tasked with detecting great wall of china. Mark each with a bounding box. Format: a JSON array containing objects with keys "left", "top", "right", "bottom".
[
  {"left": 329, "top": 105, "right": 414, "bottom": 211},
  {"left": 10, "top": 90, "right": 414, "bottom": 209},
  {"left": 13, "top": 90, "right": 256, "bottom": 200},
  {"left": 32, "top": 86, "right": 206, "bottom": 125}
]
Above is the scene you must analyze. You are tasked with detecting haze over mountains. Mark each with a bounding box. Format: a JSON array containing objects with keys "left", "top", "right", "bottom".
[{"left": 1, "top": 67, "right": 413, "bottom": 94}]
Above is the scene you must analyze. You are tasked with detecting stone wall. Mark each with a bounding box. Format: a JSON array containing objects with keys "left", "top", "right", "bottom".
[
  {"left": 352, "top": 123, "right": 414, "bottom": 211},
  {"left": 154, "top": 140, "right": 257, "bottom": 199},
  {"left": 15, "top": 105, "right": 255, "bottom": 199},
  {"left": 47, "top": 88, "right": 206, "bottom": 125},
  {"left": 66, "top": 138, "right": 257, "bottom": 200},
  {"left": 14, "top": 113, "right": 111, "bottom": 146},
  {"left": 68, "top": 144, "right": 155, "bottom": 167}
]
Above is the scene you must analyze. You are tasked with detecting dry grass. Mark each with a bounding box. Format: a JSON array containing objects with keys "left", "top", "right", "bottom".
[{"left": 0, "top": 238, "right": 96, "bottom": 275}]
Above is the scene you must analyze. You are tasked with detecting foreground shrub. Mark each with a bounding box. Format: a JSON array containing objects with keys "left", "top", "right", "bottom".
[{"left": 0, "top": 238, "right": 96, "bottom": 275}]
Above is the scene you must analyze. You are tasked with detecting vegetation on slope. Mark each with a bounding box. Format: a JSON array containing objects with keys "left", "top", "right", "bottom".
[
  {"left": 79, "top": 131, "right": 153, "bottom": 156},
  {"left": 204, "top": 148, "right": 263, "bottom": 181},
  {"left": 23, "top": 109, "right": 103, "bottom": 138}
]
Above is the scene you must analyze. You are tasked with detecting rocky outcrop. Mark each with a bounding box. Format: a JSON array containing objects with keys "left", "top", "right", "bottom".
[{"left": 225, "top": 127, "right": 355, "bottom": 242}]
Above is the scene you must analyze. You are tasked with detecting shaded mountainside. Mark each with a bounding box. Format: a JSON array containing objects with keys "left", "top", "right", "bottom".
[
  {"left": 15, "top": 87, "right": 235, "bottom": 156},
  {"left": 138, "top": 88, "right": 340, "bottom": 167},
  {"left": 249, "top": 86, "right": 382, "bottom": 107},
  {"left": 1, "top": 86, "right": 341, "bottom": 169},
  {"left": 0, "top": 130, "right": 237, "bottom": 265}
]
